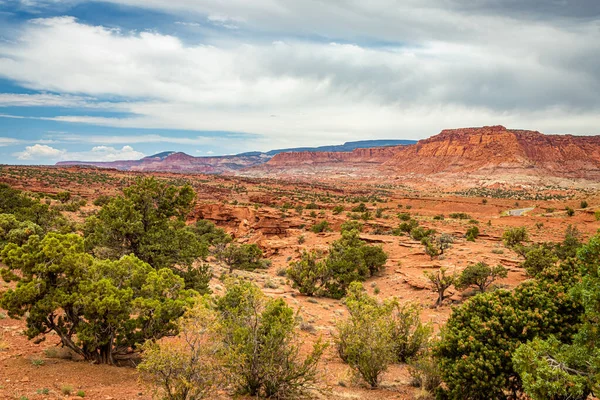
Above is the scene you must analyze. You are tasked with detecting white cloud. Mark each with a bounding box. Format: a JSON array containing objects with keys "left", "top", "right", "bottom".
[
  {"left": 14, "top": 144, "right": 65, "bottom": 160},
  {"left": 13, "top": 143, "right": 145, "bottom": 161},
  {"left": 0, "top": 13, "right": 598, "bottom": 150},
  {"left": 0, "top": 137, "right": 24, "bottom": 147},
  {"left": 0, "top": 93, "right": 124, "bottom": 109}
]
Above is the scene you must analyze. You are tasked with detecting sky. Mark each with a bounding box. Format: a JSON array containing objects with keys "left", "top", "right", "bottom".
[{"left": 0, "top": 1, "right": 599, "bottom": 164}]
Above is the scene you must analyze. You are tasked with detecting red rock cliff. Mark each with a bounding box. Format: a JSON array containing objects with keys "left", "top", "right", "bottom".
[
  {"left": 386, "top": 126, "right": 600, "bottom": 177},
  {"left": 267, "top": 145, "right": 401, "bottom": 166}
]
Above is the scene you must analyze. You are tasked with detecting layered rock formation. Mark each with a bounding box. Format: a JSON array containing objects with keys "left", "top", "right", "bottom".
[
  {"left": 386, "top": 125, "right": 600, "bottom": 178},
  {"left": 266, "top": 145, "right": 401, "bottom": 166}
]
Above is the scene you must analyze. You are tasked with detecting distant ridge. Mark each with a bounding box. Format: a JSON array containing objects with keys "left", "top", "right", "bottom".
[{"left": 57, "top": 139, "right": 415, "bottom": 174}]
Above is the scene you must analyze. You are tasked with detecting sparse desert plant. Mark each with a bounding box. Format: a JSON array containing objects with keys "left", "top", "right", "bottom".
[
  {"left": 138, "top": 305, "right": 222, "bottom": 400},
  {"left": 310, "top": 220, "right": 331, "bottom": 233},
  {"left": 424, "top": 268, "right": 456, "bottom": 307},
  {"left": 580, "top": 200, "right": 588, "bottom": 209},
  {"left": 217, "top": 280, "right": 327, "bottom": 398},
  {"left": 336, "top": 283, "right": 396, "bottom": 388},
  {"left": 465, "top": 225, "right": 480, "bottom": 241},
  {"left": 340, "top": 220, "right": 363, "bottom": 233},
  {"left": 502, "top": 226, "right": 529, "bottom": 248},
  {"left": 457, "top": 262, "right": 507, "bottom": 293},
  {"left": 566, "top": 206, "right": 575, "bottom": 217}
]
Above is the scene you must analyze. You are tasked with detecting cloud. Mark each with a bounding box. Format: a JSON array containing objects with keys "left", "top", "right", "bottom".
[
  {"left": 0, "top": 10, "right": 598, "bottom": 149},
  {"left": 0, "top": 137, "right": 24, "bottom": 147},
  {"left": 0, "top": 93, "right": 125, "bottom": 109},
  {"left": 14, "top": 144, "right": 65, "bottom": 160},
  {"left": 13, "top": 143, "right": 145, "bottom": 161}
]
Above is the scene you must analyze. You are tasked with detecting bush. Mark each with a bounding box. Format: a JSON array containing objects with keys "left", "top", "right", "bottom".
[
  {"left": 434, "top": 264, "right": 582, "bottom": 399},
  {"left": 216, "top": 243, "right": 264, "bottom": 273},
  {"left": 332, "top": 205, "right": 344, "bottom": 215},
  {"left": 566, "top": 206, "right": 575, "bottom": 217},
  {"left": 305, "top": 202, "right": 318, "bottom": 210},
  {"left": 522, "top": 246, "right": 557, "bottom": 277},
  {"left": 351, "top": 203, "right": 368, "bottom": 213},
  {"left": 408, "top": 352, "right": 442, "bottom": 393},
  {"left": 93, "top": 195, "right": 111, "bottom": 207},
  {"left": 310, "top": 220, "right": 331, "bottom": 233},
  {"left": 0, "top": 233, "right": 196, "bottom": 364},
  {"left": 340, "top": 220, "right": 363, "bottom": 233},
  {"left": 424, "top": 268, "right": 456, "bottom": 307},
  {"left": 398, "top": 212, "right": 411, "bottom": 221},
  {"left": 336, "top": 283, "right": 396, "bottom": 387},
  {"left": 502, "top": 226, "right": 529, "bottom": 248},
  {"left": 391, "top": 303, "right": 432, "bottom": 362},
  {"left": 138, "top": 305, "right": 222, "bottom": 400},
  {"left": 465, "top": 225, "right": 479, "bottom": 241},
  {"left": 84, "top": 177, "right": 202, "bottom": 274},
  {"left": 449, "top": 212, "right": 470, "bottom": 220},
  {"left": 217, "top": 280, "right": 327, "bottom": 398},
  {"left": 288, "top": 230, "right": 387, "bottom": 299},
  {"left": 410, "top": 226, "right": 435, "bottom": 241},
  {"left": 580, "top": 200, "right": 588, "bottom": 209},
  {"left": 457, "top": 262, "right": 507, "bottom": 293}
]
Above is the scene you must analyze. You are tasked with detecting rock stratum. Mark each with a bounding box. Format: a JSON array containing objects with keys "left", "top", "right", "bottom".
[
  {"left": 58, "top": 126, "right": 600, "bottom": 180},
  {"left": 256, "top": 126, "right": 600, "bottom": 179},
  {"left": 386, "top": 125, "right": 600, "bottom": 178}
]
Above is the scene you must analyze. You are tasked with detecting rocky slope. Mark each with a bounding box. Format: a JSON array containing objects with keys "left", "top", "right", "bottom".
[
  {"left": 58, "top": 152, "right": 271, "bottom": 174},
  {"left": 266, "top": 145, "right": 401, "bottom": 166},
  {"left": 386, "top": 125, "right": 600, "bottom": 178},
  {"left": 57, "top": 140, "right": 413, "bottom": 174}
]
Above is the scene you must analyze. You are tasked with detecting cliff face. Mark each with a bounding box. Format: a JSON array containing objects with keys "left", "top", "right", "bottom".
[
  {"left": 266, "top": 145, "right": 401, "bottom": 166},
  {"left": 386, "top": 126, "right": 600, "bottom": 177}
]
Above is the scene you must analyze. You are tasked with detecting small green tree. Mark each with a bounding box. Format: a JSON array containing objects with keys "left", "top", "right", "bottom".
[
  {"left": 503, "top": 226, "right": 529, "bottom": 248},
  {"left": 522, "top": 246, "right": 558, "bottom": 277},
  {"left": 340, "top": 220, "right": 363, "bottom": 233},
  {"left": 287, "top": 251, "right": 328, "bottom": 296},
  {"left": 216, "top": 243, "right": 264, "bottom": 273},
  {"left": 457, "top": 262, "right": 508, "bottom": 293},
  {"left": 138, "top": 305, "right": 222, "bottom": 400},
  {"left": 336, "top": 282, "right": 396, "bottom": 387},
  {"left": 434, "top": 263, "right": 582, "bottom": 399},
  {"left": 424, "top": 268, "right": 456, "bottom": 307},
  {"left": 0, "top": 233, "right": 196, "bottom": 364},
  {"left": 465, "top": 225, "right": 480, "bottom": 242},
  {"left": 217, "top": 280, "right": 327, "bottom": 398},
  {"left": 310, "top": 220, "right": 331, "bottom": 233},
  {"left": 287, "top": 230, "right": 387, "bottom": 299}
]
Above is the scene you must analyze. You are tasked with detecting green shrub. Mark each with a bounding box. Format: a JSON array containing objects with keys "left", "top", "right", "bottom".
[
  {"left": 310, "top": 220, "right": 331, "bottom": 233},
  {"left": 340, "top": 220, "right": 363, "bottom": 233},
  {"left": 332, "top": 205, "right": 344, "bottom": 215},
  {"left": 502, "top": 226, "right": 529, "bottom": 248},
  {"left": 465, "top": 225, "right": 480, "bottom": 241},
  {"left": 434, "top": 263, "right": 582, "bottom": 399},
  {"left": 138, "top": 305, "right": 222, "bottom": 400},
  {"left": 0, "top": 234, "right": 196, "bottom": 364},
  {"left": 457, "top": 262, "right": 507, "bottom": 293},
  {"left": 217, "top": 280, "right": 327, "bottom": 398},
  {"left": 424, "top": 268, "right": 456, "bottom": 307},
  {"left": 449, "top": 212, "right": 470, "bottom": 220},
  {"left": 288, "top": 230, "right": 387, "bottom": 298},
  {"left": 336, "top": 283, "right": 396, "bottom": 387},
  {"left": 216, "top": 243, "right": 265, "bottom": 273},
  {"left": 351, "top": 203, "right": 368, "bottom": 213}
]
